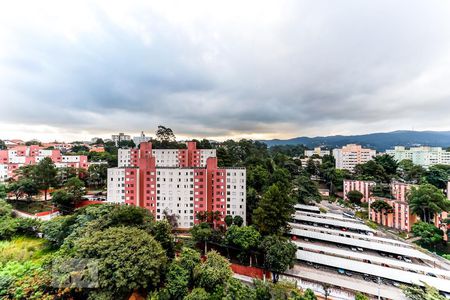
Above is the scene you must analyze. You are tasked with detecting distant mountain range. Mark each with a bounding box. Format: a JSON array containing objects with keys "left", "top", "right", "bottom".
[{"left": 261, "top": 130, "right": 450, "bottom": 151}]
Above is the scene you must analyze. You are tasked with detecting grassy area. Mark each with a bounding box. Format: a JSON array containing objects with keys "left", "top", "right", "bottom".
[
  {"left": 355, "top": 210, "right": 368, "bottom": 220},
  {"left": 365, "top": 220, "right": 379, "bottom": 230},
  {"left": 7, "top": 200, "right": 53, "bottom": 214},
  {"left": 0, "top": 236, "right": 51, "bottom": 265}
]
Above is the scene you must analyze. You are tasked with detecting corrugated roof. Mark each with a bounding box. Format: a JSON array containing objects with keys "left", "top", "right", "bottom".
[
  {"left": 296, "top": 250, "right": 450, "bottom": 293},
  {"left": 293, "top": 240, "right": 450, "bottom": 278},
  {"left": 293, "top": 213, "right": 375, "bottom": 232},
  {"left": 289, "top": 223, "right": 409, "bottom": 247},
  {"left": 290, "top": 228, "right": 430, "bottom": 260}
]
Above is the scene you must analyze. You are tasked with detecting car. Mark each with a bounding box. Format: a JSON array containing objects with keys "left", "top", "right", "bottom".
[
  {"left": 371, "top": 277, "right": 378, "bottom": 283},
  {"left": 337, "top": 269, "right": 345, "bottom": 275},
  {"left": 313, "top": 223, "right": 318, "bottom": 227},
  {"left": 379, "top": 252, "right": 386, "bottom": 257},
  {"left": 306, "top": 261, "right": 313, "bottom": 266},
  {"left": 396, "top": 255, "right": 403, "bottom": 260},
  {"left": 392, "top": 281, "right": 401, "bottom": 288},
  {"left": 345, "top": 271, "right": 353, "bottom": 277},
  {"left": 304, "top": 238, "right": 309, "bottom": 242},
  {"left": 314, "top": 264, "right": 320, "bottom": 269},
  {"left": 403, "top": 257, "right": 412, "bottom": 263},
  {"left": 427, "top": 272, "right": 437, "bottom": 277},
  {"left": 363, "top": 274, "right": 371, "bottom": 281},
  {"left": 356, "top": 247, "right": 364, "bottom": 252},
  {"left": 324, "top": 225, "right": 330, "bottom": 228},
  {"left": 351, "top": 247, "right": 357, "bottom": 252},
  {"left": 341, "top": 228, "right": 348, "bottom": 231}
]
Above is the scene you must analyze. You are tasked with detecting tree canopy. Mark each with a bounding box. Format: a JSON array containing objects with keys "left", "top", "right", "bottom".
[
  {"left": 253, "top": 184, "right": 295, "bottom": 235},
  {"left": 408, "top": 184, "right": 450, "bottom": 223}
]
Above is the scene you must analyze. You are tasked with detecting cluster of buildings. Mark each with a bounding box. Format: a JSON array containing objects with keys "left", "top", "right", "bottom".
[
  {"left": 386, "top": 146, "right": 450, "bottom": 168},
  {"left": 0, "top": 145, "right": 89, "bottom": 182},
  {"left": 328, "top": 144, "right": 450, "bottom": 171},
  {"left": 106, "top": 141, "right": 246, "bottom": 229},
  {"left": 343, "top": 179, "right": 449, "bottom": 234},
  {"left": 109, "top": 131, "right": 151, "bottom": 146}
]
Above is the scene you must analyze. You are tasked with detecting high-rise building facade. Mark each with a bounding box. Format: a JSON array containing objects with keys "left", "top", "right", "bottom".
[
  {"left": 132, "top": 131, "right": 152, "bottom": 146},
  {"left": 386, "top": 146, "right": 450, "bottom": 168},
  {"left": 107, "top": 141, "right": 246, "bottom": 229},
  {"left": 305, "top": 147, "right": 331, "bottom": 157},
  {"left": 111, "top": 133, "right": 131, "bottom": 146},
  {"left": 333, "top": 144, "right": 376, "bottom": 171}
]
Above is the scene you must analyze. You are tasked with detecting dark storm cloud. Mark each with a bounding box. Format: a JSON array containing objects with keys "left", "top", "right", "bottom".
[{"left": 1, "top": 0, "right": 450, "bottom": 140}]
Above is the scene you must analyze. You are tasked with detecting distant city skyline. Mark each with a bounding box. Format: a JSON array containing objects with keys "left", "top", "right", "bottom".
[{"left": 1, "top": 1, "right": 450, "bottom": 141}]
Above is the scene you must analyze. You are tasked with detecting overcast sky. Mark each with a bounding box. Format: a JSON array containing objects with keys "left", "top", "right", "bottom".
[{"left": 1, "top": 0, "right": 450, "bottom": 142}]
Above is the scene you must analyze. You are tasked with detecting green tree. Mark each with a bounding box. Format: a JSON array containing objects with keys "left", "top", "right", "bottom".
[
  {"left": 411, "top": 221, "right": 444, "bottom": 247},
  {"left": 72, "top": 226, "right": 167, "bottom": 297},
  {"left": 247, "top": 165, "right": 271, "bottom": 193},
  {"left": 371, "top": 183, "right": 392, "bottom": 198},
  {"left": 223, "top": 278, "right": 257, "bottom": 300},
  {"left": 253, "top": 279, "right": 272, "bottom": 300},
  {"left": 64, "top": 176, "right": 85, "bottom": 200},
  {"left": 253, "top": 184, "right": 295, "bottom": 235},
  {"left": 260, "top": 235, "right": 296, "bottom": 282},
  {"left": 184, "top": 288, "right": 210, "bottom": 300},
  {"left": 194, "top": 250, "right": 232, "bottom": 293},
  {"left": 152, "top": 220, "right": 175, "bottom": 258},
  {"left": 305, "top": 158, "right": 320, "bottom": 177},
  {"left": 0, "top": 199, "right": 13, "bottom": 217},
  {"left": 301, "top": 288, "right": 318, "bottom": 300},
  {"left": 408, "top": 184, "right": 450, "bottom": 223},
  {"left": 156, "top": 125, "right": 176, "bottom": 142},
  {"left": 87, "top": 164, "right": 108, "bottom": 188},
  {"left": 425, "top": 165, "right": 450, "bottom": 189},
  {"left": 233, "top": 215, "right": 244, "bottom": 227},
  {"left": 398, "top": 159, "right": 425, "bottom": 183},
  {"left": 346, "top": 190, "right": 364, "bottom": 204},
  {"left": 373, "top": 154, "right": 398, "bottom": 176},
  {"left": 0, "top": 183, "right": 6, "bottom": 200},
  {"left": 225, "top": 215, "right": 233, "bottom": 227},
  {"left": 191, "top": 222, "right": 213, "bottom": 254},
  {"left": 354, "top": 160, "right": 389, "bottom": 183},
  {"left": 355, "top": 292, "right": 369, "bottom": 300},
  {"left": 293, "top": 175, "right": 321, "bottom": 204},
  {"left": 402, "top": 282, "right": 447, "bottom": 300},
  {"left": 51, "top": 190, "right": 76, "bottom": 215},
  {"left": 226, "top": 225, "right": 261, "bottom": 266},
  {"left": 165, "top": 262, "right": 189, "bottom": 299},
  {"left": 70, "top": 145, "right": 89, "bottom": 153},
  {"left": 178, "top": 247, "right": 201, "bottom": 286},
  {"left": 41, "top": 215, "right": 76, "bottom": 247},
  {"left": 33, "top": 157, "right": 57, "bottom": 201},
  {"left": 371, "top": 200, "right": 393, "bottom": 213}
]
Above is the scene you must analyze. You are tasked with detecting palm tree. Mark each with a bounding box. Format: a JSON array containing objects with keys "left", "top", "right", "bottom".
[{"left": 408, "top": 184, "right": 450, "bottom": 223}]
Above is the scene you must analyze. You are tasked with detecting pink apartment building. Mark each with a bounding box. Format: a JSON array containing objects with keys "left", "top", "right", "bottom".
[
  {"left": 107, "top": 141, "right": 246, "bottom": 229},
  {"left": 369, "top": 181, "right": 449, "bottom": 237},
  {"left": 343, "top": 179, "right": 376, "bottom": 203},
  {"left": 332, "top": 144, "right": 376, "bottom": 171},
  {"left": 0, "top": 145, "right": 88, "bottom": 181}
]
